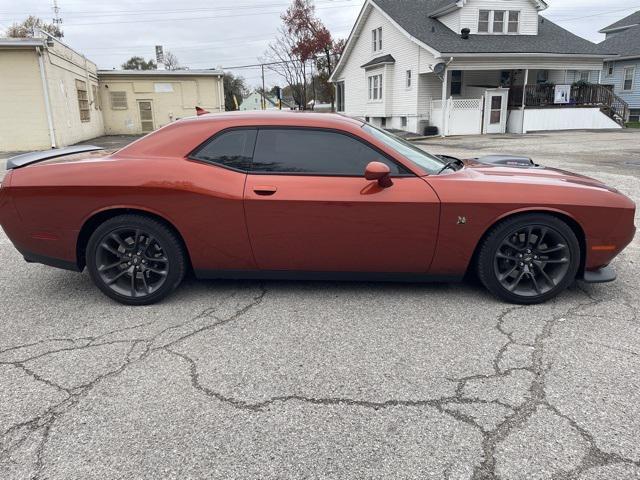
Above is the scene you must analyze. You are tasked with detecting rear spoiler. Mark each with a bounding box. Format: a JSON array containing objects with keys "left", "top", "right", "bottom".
[{"left": 6, "top": 145, "right": 103, "bottom": 170}]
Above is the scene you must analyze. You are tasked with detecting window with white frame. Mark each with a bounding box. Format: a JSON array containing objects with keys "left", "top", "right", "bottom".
[
  {"left": 579, "top": 71, "right": 590, "bottom": 82},
  {"left": 368, "top": 74, "right": 383, "bottom": 101},
  {"left": 406, "top": 70, "right": 412, "bottom": 88},
  {"left": 372, "top": 27, "right": 382, "bottom": 52},
  {"left": 623, "top": 67, "right": 635, "bottom": 91},
  {"left": 336, "top": 81, "right": 345, "bottom": 112},
  {"left": 478, "top": 10, "right": 490, "bottom": 33},
  {"left": 478, "top": 10, "right": 520, "bottom": 34},
  {"left": 508, "top": 11, "right": 519, "bottom": 33},
  {"left": 629, "top": 109, "right": 640, "bottom": 122},
  {"left": 493, "top": 11, "right": 505, "bottom": 33}
]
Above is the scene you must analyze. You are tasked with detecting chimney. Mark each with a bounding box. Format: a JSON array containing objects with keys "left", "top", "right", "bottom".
[{"left": 461, "top": 28, "right": 470, "bottom": 39}]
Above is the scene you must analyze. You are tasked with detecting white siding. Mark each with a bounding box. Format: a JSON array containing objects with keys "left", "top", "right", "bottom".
[
  {"left": 439, "top": 10, "right": 461, "bottom": 33},
  {"left": 333, "top": 4, "right": 437, "bottom": 130},
  {"left": 458, "top": 0, "right": 539, "bottom": 35},
  {"left": 418, "top": 74, "right": 442, "bottom": 117}
]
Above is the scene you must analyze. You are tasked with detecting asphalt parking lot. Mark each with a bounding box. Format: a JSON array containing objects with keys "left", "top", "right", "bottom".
[{"left": 1, "top": 129, "right": 639, "bottom": 479}]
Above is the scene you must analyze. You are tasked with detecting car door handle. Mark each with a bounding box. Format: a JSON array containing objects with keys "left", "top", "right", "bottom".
[{"left": 253, "top": 185, "right": 278, "bottom": 196}]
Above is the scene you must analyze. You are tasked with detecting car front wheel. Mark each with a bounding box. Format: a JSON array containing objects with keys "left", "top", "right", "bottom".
[
  {"left": 86, "top": 214, "right": 187, "bottom": 305},
  {"left": 477, "top": 214, "right": 581, "bottom": 304}
]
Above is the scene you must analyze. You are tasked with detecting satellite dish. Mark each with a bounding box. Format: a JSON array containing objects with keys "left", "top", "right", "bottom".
[{"left": 433, "top": 62, "right": 447, "bottom": 75}]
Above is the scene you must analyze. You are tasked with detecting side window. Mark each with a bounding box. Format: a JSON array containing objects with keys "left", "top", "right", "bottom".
[
  {"left": 251, "top": 129, "right": 410, "bottom": 176},
  {"left": 191, "top": 129, "right": 257, "bottom": 171}
]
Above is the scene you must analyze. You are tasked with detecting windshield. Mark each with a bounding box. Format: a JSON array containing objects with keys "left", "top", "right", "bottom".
[{"left": 362, "top": 124, "right": 446, "bottom": 174}]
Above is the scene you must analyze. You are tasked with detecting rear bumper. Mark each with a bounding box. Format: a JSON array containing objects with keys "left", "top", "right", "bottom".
[
  {"left": 582, "top": 265, "right": 617, "bottom": 284},
  {"left": 21, "top": 248, "right": 81, "bottom": 272}
]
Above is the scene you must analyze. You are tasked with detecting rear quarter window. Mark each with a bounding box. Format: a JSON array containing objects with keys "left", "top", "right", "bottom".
[{"left": 190, "top": 129, "right": 257, "bottom": 171}]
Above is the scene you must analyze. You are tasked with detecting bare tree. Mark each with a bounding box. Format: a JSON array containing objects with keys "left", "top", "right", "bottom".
[
  {"left": 282, "top": 0, "right": 345, "bottom": 109},
  {"left": 263, "top": 26, "right": 309, "bottom": 109},
  {"left": 163, "top": 51, "right": 181, "bottom": 71},
  {"left": 7, "top": 15, "right": 63, "bottom": 38}
]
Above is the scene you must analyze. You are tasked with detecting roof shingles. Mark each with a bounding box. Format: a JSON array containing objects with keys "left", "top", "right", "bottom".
[
  {"left": 599, "top": 24, "right": 640, "bottom": 59},
  {"left": 371, "top": 0, "right": 606, "bottom": 55},
  {"left": 600, "top": 11, "right": 640, "bottom": 33},
  {"left": 361, "top": 54, "right": 396, "bottom": 69}
]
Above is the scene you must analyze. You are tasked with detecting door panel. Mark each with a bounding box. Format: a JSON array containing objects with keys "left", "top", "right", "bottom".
[
  {"left": 138, "top": 101, "right": 154, "bottom": 133},
  {"left": 483, "top": 90, "right": 508, "bottom": 134},
  {"left": 244, "top": 175, "right": 440, "bottom": 273}
]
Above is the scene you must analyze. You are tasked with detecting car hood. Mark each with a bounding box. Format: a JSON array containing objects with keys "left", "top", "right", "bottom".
[{"left": 462, "top": 161, "right": 619, "bottom": 193}]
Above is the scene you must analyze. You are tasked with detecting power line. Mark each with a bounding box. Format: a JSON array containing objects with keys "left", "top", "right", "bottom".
[
  {"left": 547, "top": 4, "right": 640, "bottom": 22},
  {"left": 0, "top": 0, "right": 356, "bottom": 16},
  {"left": 0, "top": 1, "right": 360, "bottom": 25},
  {"left": 76, "top": 26, "right": 353, "bottom": 53}
]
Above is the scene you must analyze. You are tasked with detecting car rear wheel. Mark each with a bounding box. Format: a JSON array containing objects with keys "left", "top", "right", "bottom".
[
  {"left": 477, "top": 214, "right": 581, "bottom": 304},
  {"left": 86, "top": 214, "right": 187, "bottom": 305}
]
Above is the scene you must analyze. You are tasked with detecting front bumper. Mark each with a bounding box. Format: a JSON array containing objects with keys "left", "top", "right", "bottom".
[{"left": 582, "top": 265, "right": 617, "bottom": 284}]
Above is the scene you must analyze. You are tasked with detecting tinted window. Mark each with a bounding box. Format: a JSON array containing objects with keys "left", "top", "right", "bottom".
[
  {"left": 251, "top": 129, "right": 409, "bottom": 175},
  {"left": 362, "top": 124, "right": 445, "bottom": 174},
  {"left": 191, "top": 129, "right": 257, "bottom": 171}
]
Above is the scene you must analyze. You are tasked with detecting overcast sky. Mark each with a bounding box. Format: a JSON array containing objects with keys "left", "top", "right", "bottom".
[{"left": 0, "top": 0, "right": 638, "bottom": 88}]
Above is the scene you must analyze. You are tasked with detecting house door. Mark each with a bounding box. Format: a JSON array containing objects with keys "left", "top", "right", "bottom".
[
  {"left": 483, "top": 89, "right": 509, "bottom": 134},
  {"left": 137, "top": 101, "right": 155, "bottom": 133}
]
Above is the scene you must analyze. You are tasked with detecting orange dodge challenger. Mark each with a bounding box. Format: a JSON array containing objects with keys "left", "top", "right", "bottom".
[{"left": 0, "top": 112, "right": 635, "bottom": 305}]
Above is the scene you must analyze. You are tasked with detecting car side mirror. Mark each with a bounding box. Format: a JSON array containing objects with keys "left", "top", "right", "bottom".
[{"left": 365, "top": 161, "right": 393, "bottom": 188}]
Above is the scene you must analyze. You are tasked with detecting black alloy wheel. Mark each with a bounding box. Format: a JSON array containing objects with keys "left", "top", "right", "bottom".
[
  {"left": 478, "top": 214, "right": 580, "bottom": 304},
  {"left": 86, "top": 215, "right": 186, "bottom": 305}
]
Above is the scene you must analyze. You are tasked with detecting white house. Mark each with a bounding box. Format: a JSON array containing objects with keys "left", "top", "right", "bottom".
[
  {"left": 240, "top": 91, "right": 279, "bottom": 111},
  {"left": 330, "top": 0, "right": 626, "bottom": 136}
]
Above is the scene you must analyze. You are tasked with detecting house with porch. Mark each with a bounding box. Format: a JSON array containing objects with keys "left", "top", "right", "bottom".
[
  {"left": 599, "top": 11, "right": 640, "bottom": 123},
  {"left": 330, "top": 0, "right": 627, "bottom": 136}
]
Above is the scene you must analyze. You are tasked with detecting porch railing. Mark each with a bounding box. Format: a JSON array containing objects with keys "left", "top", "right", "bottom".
[{"left": 508, "top": 84, "right": 629, "bottom": 124}]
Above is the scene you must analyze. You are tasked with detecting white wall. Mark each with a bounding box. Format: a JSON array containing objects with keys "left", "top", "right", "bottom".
[
  {"left": 507, "top": 108, "right": 524, "bottom": 133},
  {"left": 523, "top": 107, "right": 621, "bottom": 131},
  {"left": 43, "top": 37, "right": 105, "bottom": 148}
]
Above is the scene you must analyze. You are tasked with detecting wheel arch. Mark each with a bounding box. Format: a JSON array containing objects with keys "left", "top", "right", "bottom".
[
  {"left": 76, "top": 207, "right": 192, "bottom": 271},
  {"left": 466, "top": 208, "right": 587, "bottom": 279}
]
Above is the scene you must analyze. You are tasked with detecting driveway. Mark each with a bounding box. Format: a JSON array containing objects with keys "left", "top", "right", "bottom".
[{"left": 1, "top": 130, "right": 639, "bottom": 479}]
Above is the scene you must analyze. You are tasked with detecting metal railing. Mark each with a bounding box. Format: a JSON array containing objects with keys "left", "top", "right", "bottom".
[{"left": 508, "top": 84, "right": 629, "bottom": 124}]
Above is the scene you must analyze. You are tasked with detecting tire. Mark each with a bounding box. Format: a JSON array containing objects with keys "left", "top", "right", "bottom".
[
  {"left": 86, "top": 214, "right": 187, "bottom": 305},
  {"left": 477, "top": 214, "right": 581, "bottom": 305}
]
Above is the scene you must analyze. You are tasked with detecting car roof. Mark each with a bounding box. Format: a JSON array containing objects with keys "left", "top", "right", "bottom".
[
  {"left": 112, "top": 111, "right": 367, "bottom": 160},
  {"left": 181, "top": 110, "right": 365, "bottom": 128}
]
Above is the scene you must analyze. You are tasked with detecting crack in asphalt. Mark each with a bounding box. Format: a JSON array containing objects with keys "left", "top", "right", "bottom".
[
  {"left": 1, "top": 282, "right": 639, "bottom": 479},
  {"left": 0, "top": 286, "right": 268, "bottom": 476},
  {"left": 165, "top": 345, "right": 510, "bottom": 431},
  {"left": 472, "top": 288, "right": 640, "bottom": 480}
]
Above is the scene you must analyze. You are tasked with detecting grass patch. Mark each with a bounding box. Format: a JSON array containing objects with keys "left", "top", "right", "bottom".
[{"left": 626, "top": 122, "right": 640, "bottom": 128}]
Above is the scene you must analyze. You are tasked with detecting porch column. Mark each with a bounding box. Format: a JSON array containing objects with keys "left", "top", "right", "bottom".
[
  {"left": 441, "top": 68, "right": 448, "bottom": 137},
  {"left": 521, "top": 69, "right": 529, "bottom": 135}
]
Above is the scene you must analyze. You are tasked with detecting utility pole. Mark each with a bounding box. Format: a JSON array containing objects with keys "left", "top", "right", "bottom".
[
  {"left": 52, "top": 0, "right": 62, "bottom": 33},
  {"left": 261, "top": 64, "right": 266, "bottom": 110}
]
